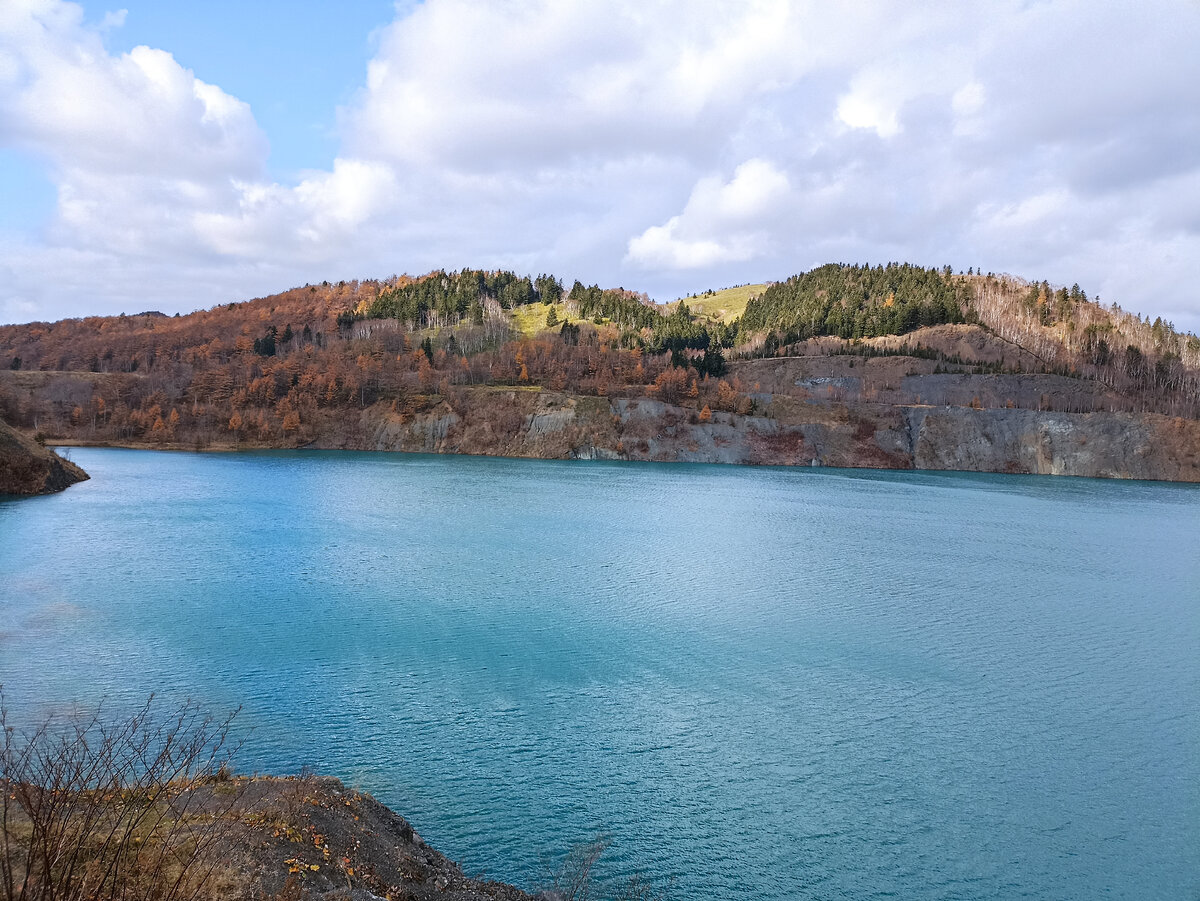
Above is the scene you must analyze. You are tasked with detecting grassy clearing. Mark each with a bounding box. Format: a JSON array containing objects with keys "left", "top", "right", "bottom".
[
  {"left": 509, "top": 302, "right": 567, "bottom": 336},
  {"left": 680, "top": 283, "right": 769, "bottom": 323},
  {"left": 509, "top": 303, "right": 611, "bottom": 336}
]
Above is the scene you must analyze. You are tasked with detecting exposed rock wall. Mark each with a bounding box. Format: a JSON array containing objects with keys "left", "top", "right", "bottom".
[
  {"left": 341, "top": 390, "right": 1200, "bottom": 482},
  {"left": 904, "top": 407, "right": 1200, "bottom": 480},
  {"left": 8, "top": 358, "right": 1198, "bottom": 482}
]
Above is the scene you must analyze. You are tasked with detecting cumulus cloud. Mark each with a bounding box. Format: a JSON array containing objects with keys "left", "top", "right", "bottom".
[
  {"left": 0, "top": 3, "right": 265, "bottom": 178},
  {"left": 344, "top": 0, "right": 820, "bottom": 171},
  {"left": 192, "top": 159, "right": 400, "bottom": 259},
  {"left": 1, "top": 0, "right": 1199, "bottom": 330},
  {"left": 0, "top": 0, "right": 402, "bottom": 317},
  {"left": 626, "top": 159, "right": 790, "bottom": 268}
]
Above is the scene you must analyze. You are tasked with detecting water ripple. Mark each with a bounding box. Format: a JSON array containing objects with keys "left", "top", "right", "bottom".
[{"left": 1, "top": 450, "right": 1198, "bottom": 900}]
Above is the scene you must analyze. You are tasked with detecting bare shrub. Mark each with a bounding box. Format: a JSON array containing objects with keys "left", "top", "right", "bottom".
[
  {"left": 541, "top": 835, "right": 668, "bottom": 901},
  {"left": 1, "top": 690, "right": 244, "bottom": 901}
]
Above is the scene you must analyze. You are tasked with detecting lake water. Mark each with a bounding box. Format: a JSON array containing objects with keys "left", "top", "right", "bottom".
[{"left": 2, "top": 449, "right": 1198, "bottom": 899}]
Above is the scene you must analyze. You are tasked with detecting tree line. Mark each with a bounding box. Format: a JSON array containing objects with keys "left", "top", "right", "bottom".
[
  {"left": 2, "top": 262, "right": 1197, "bottom": 448},
  {"left": 739, "top": 262, "right": 970, "bottom": 343}
]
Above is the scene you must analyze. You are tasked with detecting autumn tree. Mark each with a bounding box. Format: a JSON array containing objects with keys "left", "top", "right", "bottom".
[{"left": 650, "top": 367, "right": 689, "bottom": 404}]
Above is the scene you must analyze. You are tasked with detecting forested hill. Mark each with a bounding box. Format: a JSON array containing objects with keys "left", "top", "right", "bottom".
[
  {"left": 1, "top": 263, "right": 1198, "bottom": 471},
  {"left": 740, "top": 263, "right": 970, "bottom": 340}
]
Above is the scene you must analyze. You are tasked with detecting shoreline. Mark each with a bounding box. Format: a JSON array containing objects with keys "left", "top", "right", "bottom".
[{"left": 45, "top": 434, "right": 1200, "bottom": 486}]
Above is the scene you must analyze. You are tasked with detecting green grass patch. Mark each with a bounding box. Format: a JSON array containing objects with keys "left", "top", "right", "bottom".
[
  {"left": 509, "top": 303, "right": 609, "bottom": 336},
  {"left": 680, "top": 284, "right": 769, "bottom": 323},
  {"left": 510, "top": 303, "right": 571, "bottom": 337}
]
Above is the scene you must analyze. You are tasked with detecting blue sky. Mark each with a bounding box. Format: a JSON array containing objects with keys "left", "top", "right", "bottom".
[
  {"left": 0, "top": 0, "right": 398, "bottom": 229},
  {"left": 2, "top": 0, "right": 1199, "bottom": 330},
  {"left": 94, "top": 0, "right": 400, "bottom": 176}
]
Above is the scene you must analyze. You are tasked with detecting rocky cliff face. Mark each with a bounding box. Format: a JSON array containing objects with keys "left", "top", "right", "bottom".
[
  {"left": 903, "top": 407, "right": 1200, "bottom": 480},
  {"left": 337, "top": 386, "right": 1200, "bottom": 481},
  {"left": 0, "top": 419, "right": 89, "bottom": 495}
]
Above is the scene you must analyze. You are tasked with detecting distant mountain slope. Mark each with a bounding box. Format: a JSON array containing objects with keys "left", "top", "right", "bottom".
[
  {"left": 0, "top": 263, "right": 1196, "bottom": 480},
  {"left": 0, "top": 418, "right": 88, "bottom": 495}
]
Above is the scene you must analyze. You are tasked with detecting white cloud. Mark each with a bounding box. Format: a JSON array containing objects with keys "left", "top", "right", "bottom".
[
  {"left": 344, "top": 0, "right": 823, "bottom": 172},
  {"left": 0, "top": 0, "right": 1198, "bottom": 332},
  {"left": 951, "top": 81, "right": 985, "bottom": 117},
  {"left": 626, "top": 224, "right": 751, "bottom": 270},
  {"left": 98, "top": 8, "right": 125, "bottom": 31},
  {"left": 0, "top": 6, "right": 266, "bottom": 179},
  {"left": 836, "top": 90, "right": 902, "bottom": 139},
  {"left": 192, "top": 158, "right": 400, "bottom": 258},
  {"left": 626, "top": 159, "right": 790, "bottom": 268}
]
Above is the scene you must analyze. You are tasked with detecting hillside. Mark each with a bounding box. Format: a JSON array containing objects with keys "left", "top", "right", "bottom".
[
  {"left": 678, "top": 283, "right": 769, "bottom": 323},
  {"left": 1, "top": 263, "right": 1197, "bottom": 480},
  {"left": 0, "top": 416, "right": 88, "bottom": 495}
]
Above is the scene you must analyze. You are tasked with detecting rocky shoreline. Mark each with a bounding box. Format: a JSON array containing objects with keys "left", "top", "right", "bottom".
[
  {"left": 316, "top": 382, "right": 1200, "bottom": 483},
  {"left": 220, "top": 776, "right": 533, "bottom": 901},
  {"left": 9, "top": 342, "right": 1200, "bottom": 484},
  {"left": 5, "top": 320, "right": 1199, "bottom": 484},
  {"left": 0, "top": 417, "right": 89, "bottom": 495},
  {"left": 35, "top": 393, "right": 1200, "bottom": 484}
]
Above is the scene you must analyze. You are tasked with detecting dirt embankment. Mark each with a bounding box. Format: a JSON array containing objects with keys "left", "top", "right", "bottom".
[
  {"left": 4, "top": 772, "right": 531, "bottom": 901},
  {"left": 0, "top": 418, "right": 89, "bottom": 495},
  {"left": 207, "top": 776, "right": 531, "bottom": 901}
]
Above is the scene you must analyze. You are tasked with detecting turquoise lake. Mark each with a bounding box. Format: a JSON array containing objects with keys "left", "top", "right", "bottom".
[{"left": 1, "top": 448, "right": 1198, "bottom": 899}]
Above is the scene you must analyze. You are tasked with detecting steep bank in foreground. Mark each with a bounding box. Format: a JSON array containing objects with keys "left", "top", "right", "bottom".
[
  {"left": 3, "top": 772, "right": 533, "bottom": 901},
  {"left": 225, "top": 776, "right": 532, "bottom": 900},
  {"left": 0, "top": 417, "right": 88, "bottom": 494}
]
